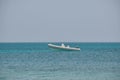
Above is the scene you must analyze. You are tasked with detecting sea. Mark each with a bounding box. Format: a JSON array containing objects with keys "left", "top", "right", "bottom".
[{"left": 0, "top": 42, "right": 120, "bottom": 80}]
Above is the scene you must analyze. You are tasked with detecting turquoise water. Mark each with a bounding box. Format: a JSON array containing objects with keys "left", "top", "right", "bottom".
[{"left": 0, "top": 43, "right": 120, "bottom": 80}]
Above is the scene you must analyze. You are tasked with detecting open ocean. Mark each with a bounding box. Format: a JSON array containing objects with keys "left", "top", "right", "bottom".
[{"left": 0, "top": 42, "right": 120, "bottom": 80}]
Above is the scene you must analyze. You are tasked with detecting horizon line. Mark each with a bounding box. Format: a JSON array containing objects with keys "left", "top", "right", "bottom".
[{"left": 0, "top": 41, "right": 120, "bottom": 43}]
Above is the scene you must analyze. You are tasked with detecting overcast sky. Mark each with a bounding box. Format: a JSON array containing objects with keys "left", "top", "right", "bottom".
[{"left": 0, "top": 0, "right": 120, "bottom": 42}]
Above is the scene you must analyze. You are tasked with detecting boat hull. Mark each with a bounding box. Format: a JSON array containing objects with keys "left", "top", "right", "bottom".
[{"left": 48, "top": 44, "right": 80, "bottom": 51}]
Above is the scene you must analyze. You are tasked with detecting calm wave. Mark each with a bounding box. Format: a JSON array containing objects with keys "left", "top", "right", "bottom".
[{"left": 0, "top": 43, "right": 120, "bottom": 80}]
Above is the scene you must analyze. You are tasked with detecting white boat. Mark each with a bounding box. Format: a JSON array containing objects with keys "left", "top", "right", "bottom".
[{"left": 48, "top": 43, "right": 80, "bottom": 51}]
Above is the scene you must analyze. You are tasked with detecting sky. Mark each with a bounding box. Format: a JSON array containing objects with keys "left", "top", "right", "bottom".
[{"left": 0, "top": 0, "right": 120, "bottom": 42}]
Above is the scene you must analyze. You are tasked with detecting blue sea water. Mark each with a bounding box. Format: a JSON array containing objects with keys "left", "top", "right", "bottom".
[{"left": 0, "top": 42, "right": 120, "bottom": 80}]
